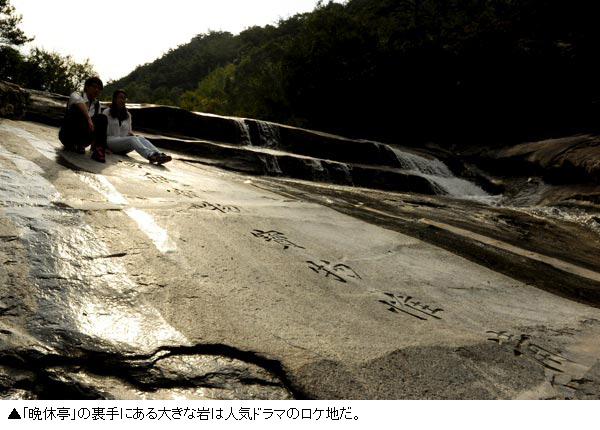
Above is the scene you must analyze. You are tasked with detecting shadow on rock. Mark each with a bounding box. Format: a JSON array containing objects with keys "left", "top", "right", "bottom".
[{"left": 291, "top": 343, "right": 545, "bottom": 399}]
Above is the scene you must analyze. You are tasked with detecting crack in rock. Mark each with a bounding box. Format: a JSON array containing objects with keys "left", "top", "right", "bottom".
[{"left": 0, "top": 343, "right": 297, "bottom": 400}]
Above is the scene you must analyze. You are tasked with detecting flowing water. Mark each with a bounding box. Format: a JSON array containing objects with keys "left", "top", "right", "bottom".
[
  {"left": 232, "top": 118, "right": 252, "bottom": 146},
  {"left": 255, "top": 121, "right": 281, "bottom": 148},
  {"left": 390, "top": 147, "right": 489, "bottom": 198}
]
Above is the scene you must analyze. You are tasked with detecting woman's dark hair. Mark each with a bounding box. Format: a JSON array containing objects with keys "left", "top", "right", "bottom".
[{"left": 109, "top": 89, "right": 128, "bottom": 125}]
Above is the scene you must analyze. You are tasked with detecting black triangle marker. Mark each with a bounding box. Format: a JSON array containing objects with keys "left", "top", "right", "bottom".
[{"left": 8, "top": 408, "right": 21, "bottom": 419}]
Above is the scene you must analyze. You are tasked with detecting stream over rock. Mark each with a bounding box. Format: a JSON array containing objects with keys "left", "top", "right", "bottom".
[{"left": 1, "top": 83, "right": 600, "bottom": 399}]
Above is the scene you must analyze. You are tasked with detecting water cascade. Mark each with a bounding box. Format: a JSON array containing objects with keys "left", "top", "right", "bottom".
[
  {"left": 390, "top": 147, "right": 488, "bottom": 197},
  {"left": 233, "top": 119, "right": 252, "bottom": 146},
  {"left": 256, "top": 121, "right": 281, "bottom": 148},
  {"left": 258, "top": 154, "right": 283, "bottom": 175}
]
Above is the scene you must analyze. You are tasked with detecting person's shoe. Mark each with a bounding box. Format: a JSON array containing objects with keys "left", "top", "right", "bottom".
[
  {"left": 91, "top": 145, "right": 105, "bottom": 163},
  {"left": 157, "top": 153, "right": 172, "bottom": 165},
  {"left": 149, "top": 153, "right": 161, "bottom": 164}
]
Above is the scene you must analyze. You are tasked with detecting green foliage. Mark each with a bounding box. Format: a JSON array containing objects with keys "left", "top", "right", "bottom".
[
  {"left": 1, "top": 45, "right": 96, "bottom": 95},
  {"left": 274, "top": 2, "right": 378, "bottom": 130},
  {"left": 106, "top": 0, "right": 600, "bottom": 143},
  {"left": 1, "top": 1, "right": 94, "bottom": 95},
  {"left": 0, "top": 45, "right": 23, "bottom": 81},
  {"left": 17, "top": 48, "right": 96, "bottom": 95},
  {"left": 179, "top": 64, "right": 235, "bottom": 115},
  {"left": 0, "top": 0, "right": 32, "bottom": 46},
  {"left": 227, "top": 42, "right": 292, "bottom": 121},
  {"left": 105, "top": 31, "right": 240, "bottom": 104}
]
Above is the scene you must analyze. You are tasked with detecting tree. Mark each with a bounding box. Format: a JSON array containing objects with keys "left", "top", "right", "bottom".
[
  {"left": 0, "top": 0, "right": 32, "bottom": 46},
  {"left": 95, "top": 0, "right": 600, "bottom": 144},
  {"left": 0, "top": 0, "right": 31, "bottom": 83},
  {"left": 0, "top": 45, "right": 23, "bottom": 81},
  {"left": 18, "top": 48, "right": 96, "bottom": 95},
  {"left": 1, "top": 1, "right": 97, "bottom": 96},
  {"left": 179, "top": 64, "right": 236, "bottom": 115},
  {"left": 105, "top": 31, "right": 240, "bottom": 104}
]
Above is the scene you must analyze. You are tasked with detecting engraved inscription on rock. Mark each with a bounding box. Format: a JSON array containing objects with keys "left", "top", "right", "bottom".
[
  {"left": 379, "top": 292, "right": 444, "bottom": 321},
  {"left": 190, "top": 201, "right": 240, "bottom": 213},
  {"left": 306, "top": 260, "right": 362, "bottom": 283},
  {"left": 486, "top": 330, "right": 573, "bottom": 372},
  {"left": 251, "top": 230, "right": 305, "bottom": 250}
]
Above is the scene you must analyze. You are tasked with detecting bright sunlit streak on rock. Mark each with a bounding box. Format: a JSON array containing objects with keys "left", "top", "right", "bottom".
[
  {"left": 125, "top": 207, "right": 177, "bottom": 254},
  {"left": 76, "top": 173, "right": 177, "bottom": 254},
  {"left": 0, "top": 126, "right": 187, "bottom": 352}
]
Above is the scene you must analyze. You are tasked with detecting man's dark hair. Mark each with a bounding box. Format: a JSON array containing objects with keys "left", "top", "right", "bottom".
[{"left": 84, "top": 76, "right": 103, "bottom": 90}]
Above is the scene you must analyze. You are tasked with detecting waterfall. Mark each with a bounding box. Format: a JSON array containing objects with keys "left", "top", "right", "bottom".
[
  {"left": 258, "top": 154, "right": 282, "bottom": 175},
  {"left": 256, "top": 121, "right": 281, "bottom": 148},
  {"left": 232, "top": 119, "right": 252, "bottom": 145},
  {"left": 307, "top": 159, "right": 325, "bottom": 171},
  {"left": 333, "top": 162, "right": 352, "bottom": 183},
  {"left": 390, "top": 147, "right": 488, "bottom": 197}
]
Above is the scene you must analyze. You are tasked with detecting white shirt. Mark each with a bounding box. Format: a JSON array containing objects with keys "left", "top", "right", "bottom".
[
  {"left": 102, "top": 108, "right": 132, "bottom": 137},
  {"left": 68, "top": 92, "right": 98, "bottom": 116}
]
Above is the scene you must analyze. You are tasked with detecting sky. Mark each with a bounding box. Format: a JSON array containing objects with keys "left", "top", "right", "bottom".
[{"left": 11, "top": 0, "right": 344, "bottom": 82}]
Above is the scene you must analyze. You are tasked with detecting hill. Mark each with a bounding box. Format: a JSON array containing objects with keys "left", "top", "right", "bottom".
[
  {"left": 105, "top": 0, "right": 600, "bottom": 146},
  {"left": 105, "top": 31, "right": 240, "bottom": 105}
]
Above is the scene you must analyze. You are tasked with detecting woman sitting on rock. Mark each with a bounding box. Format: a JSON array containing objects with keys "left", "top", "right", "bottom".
[{"left": 102, "top": 89, "right": 172, "bottom": 164}]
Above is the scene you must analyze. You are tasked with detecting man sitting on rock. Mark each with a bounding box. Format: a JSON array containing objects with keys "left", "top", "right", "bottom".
[{"left": 58, "top": 76, "right": 108, "bottom": 163}]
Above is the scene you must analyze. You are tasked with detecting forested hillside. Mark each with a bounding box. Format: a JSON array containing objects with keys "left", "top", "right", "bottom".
[
  {"left": 105, "top": 0, "right": 600, "bottom": 145},
  {"left": 106, "top": 31, "right": 241, "bottom": 106}
]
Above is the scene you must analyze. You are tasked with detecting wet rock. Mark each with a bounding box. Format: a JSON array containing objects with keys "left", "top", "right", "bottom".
[
  {"left": 260, "top": 177, "right": 600, "bottom": 306},
  {"left": 128, "top": 105, "right": 246, "bottom": 145},
  {"left": 292, "top": 343, "right": 545, "bottom": 399},
  {"left": 467, "top": 135, "right": 600, "bottom": 185},
  {"left": 17, "top": 86, "right": 431, "bottom": 172},
  {"left": 0, "top": 346, "right": 294, "bottom": 400},
  {"left": 23, "top": 89, "right": 68, "bottom": 127},
  {"left": 149, "top": 136, "right": 439, "bottom": 194},
  {"left": 2, "top": 119, "right": 600, "bottom": 400},
  {"left": 9, "top": 84, "right": 509, "bottom": 198},
  {"left": 13, "top": 83, "right": 600, "bottom": 199},
  {"left": 274, "top": 123, "right": 398, "bottom": 167},
  {"left": 127, "top": 106, "right": 403, "bottom": 168},
  {"left": 0, "top": 364, "right": 36, "bottom": 392},
  {"left": 0, "top": 80, "right": 28, "bottom": 120}
]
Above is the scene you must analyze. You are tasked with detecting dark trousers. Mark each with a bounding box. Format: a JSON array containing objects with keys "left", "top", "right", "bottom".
[{"left": 58, "top": 105, "right": 107, "bottom": 150}]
